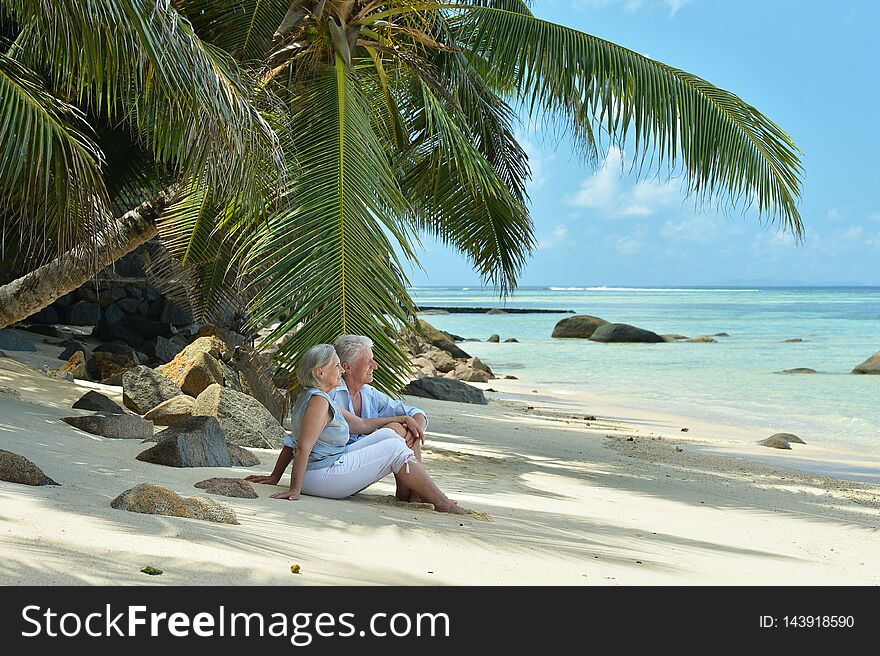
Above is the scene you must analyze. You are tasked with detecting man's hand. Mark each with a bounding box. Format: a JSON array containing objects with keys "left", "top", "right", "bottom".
[{"left": 401, "top": 415, "right": 425, "bottom": 445}]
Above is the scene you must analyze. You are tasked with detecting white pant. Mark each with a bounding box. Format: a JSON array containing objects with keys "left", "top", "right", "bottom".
[{"left": 301, "top": 428, "right": 416, "bottom": 499}]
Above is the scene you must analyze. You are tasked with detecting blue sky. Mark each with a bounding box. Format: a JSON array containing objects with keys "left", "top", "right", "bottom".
[{"left": 405, "top": 0, "right": 880, "bottom": 287}]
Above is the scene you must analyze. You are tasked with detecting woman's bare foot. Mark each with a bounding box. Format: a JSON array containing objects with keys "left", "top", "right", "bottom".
[
  {"left": 408, "top": 492, "right": 426, "bottom": 503},
  {"left": 434, "top": 500, "right": 467, "bottom": 515}
]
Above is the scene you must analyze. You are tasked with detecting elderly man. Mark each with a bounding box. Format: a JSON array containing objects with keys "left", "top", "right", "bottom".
[{"left": 332, "top": 334, "right": 427, "bottom": 462}]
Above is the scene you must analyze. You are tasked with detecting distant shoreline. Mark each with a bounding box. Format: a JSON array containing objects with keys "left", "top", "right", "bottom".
[{"left": 416, "top": 306, "right": 573, "bottom": 314}]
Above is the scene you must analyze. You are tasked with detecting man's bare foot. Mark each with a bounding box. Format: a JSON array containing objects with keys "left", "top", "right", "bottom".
[
  {"left": 245, "top": 474, "right": 279, "bottom": 485},
  {"left": 408, "top": 493, "right": 426, "bottom": 503}
]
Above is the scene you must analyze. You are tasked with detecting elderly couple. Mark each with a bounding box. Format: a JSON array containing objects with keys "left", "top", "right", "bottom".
[{"left": 246, "top": 335, "right": 466, "bottom": 515}]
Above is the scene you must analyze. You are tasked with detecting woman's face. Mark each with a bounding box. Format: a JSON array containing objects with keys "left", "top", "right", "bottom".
[{"left": 316, "top": 353, "right": 344, "bottom": 389}]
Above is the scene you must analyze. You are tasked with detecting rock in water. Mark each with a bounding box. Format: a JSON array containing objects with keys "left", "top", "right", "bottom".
[
  {"left": 487, "top": 334, "right": 500, "bottom": 343},
  {"left": 191, "top": 384, "right": 286, "bottom": 449},
  {"left": 0, "top": 450, "right": 59, "bottom": 486},
  {"left": 852, "top": 350, "right": 880, "bottom": 375},
  {"left": 759, "top": 433, "right": 806, "bottom": 449},
  {"left": 122, "top": 365, "right": 184, "bottom": 414},
  {"left": 72, "top": 390, "right": 126, "bottom": 414},
  {"left": 402, "top": 377, "right": 487, "bottom": 405},
  {"left": 589, "top": 323, "right": 665, "bottom": 343},
  {"left": 782, "top": 368, "right": 816, "bottom": 374},
  {"left": 194, "top": 478, "right": 258, "bottom": 499},
  {"left": 551, "top": 315, "right": 608, "bottom": 339},
  {"left": 62, "top": 413, "right": 154, "bottom": 439},
  {"left": 110, "top": 483, "right": 238, "bottom": 524}
]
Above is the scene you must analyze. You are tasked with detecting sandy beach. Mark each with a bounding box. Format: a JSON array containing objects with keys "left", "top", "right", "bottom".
[{"left": 2, "top": 329, "right": 879, "bottom": 586}]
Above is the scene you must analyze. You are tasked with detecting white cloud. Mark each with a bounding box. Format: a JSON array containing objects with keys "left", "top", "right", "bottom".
[
  {"left": 608, "top": 225, "right": 649, "bottom": 255},
  {"left": 867, "top": 212, "right": 880, "bottom": 223},
  {"left": 566, "top": 147, "right": 686, "bottom": 218},
  {"left": 537, "top": 225, "right": 569, "bottom": 250},
  {"left": 518, "top": 136, "right": 555, "bottom": 190},
  {"left": 840, "top": 225, "right": 863, "bottom": 241},
  {"left": 660, "top": 215, "right": 722, "bottom": 244},
  {"left": 826, "top": 207, "right": 844, "bottom": 222}
]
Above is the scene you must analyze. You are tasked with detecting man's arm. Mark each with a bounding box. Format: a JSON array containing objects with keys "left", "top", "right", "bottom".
[{"left": 370, "top": 388, "right": 427, "bottom": 445}]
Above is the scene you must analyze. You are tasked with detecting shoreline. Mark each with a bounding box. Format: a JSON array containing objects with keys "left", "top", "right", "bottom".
[{"left": 2, "top": 330, "right": 880, "bottom": 585}]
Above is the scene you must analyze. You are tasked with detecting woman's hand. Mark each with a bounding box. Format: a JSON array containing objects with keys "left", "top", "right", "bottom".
[
  {"left": 270, "top": 490, "right": 300, "bottom": 501},
  {"left": 244, "top": 474, "right": 280, "bottom": 485}
]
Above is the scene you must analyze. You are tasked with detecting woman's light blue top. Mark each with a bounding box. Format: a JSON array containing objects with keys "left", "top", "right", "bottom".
[{"left": 282, "top": 388, "right": 349, "bottom": 470}]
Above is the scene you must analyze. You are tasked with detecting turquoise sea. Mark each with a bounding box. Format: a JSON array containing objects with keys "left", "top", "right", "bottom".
[{"left": 410, "top": 286, "right": 880, "bottom": 455}]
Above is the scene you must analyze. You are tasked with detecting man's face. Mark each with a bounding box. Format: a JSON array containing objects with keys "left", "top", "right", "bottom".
[{"left": 344, "top": 346, "right": 378, "bottom": 386}]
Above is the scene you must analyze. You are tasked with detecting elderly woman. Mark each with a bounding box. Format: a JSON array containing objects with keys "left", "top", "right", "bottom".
[{"left": 246, "top": 344, "right": 465, "bottom": 514}]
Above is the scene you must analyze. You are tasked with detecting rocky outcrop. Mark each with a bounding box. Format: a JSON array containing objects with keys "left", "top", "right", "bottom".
[
  {"left": 402, "top": 377, "right": 487, "bottom": 405},
  {"left": 414, "top": 320, "right": 471, "bottom": 359},
  {"left": 143, "top": 395, "right": 195, "bottom": 426},
  {"left": 62, "top": 412, "right": 154, "bottom": 439},
  {"left": 0, "top": 450, "right": 59, "bottom": 486},
  {"left": 487, "top": 334, "right": 500, "bottom": 343},
  {"left": 194, "top": 478, "right": 258, "bottom": 499},
  {"left": 137, "top": 416, "right": 258, "bottom": 467},
  {"left": 191, "top": 384, "right": 285, "bottom": 449},
  {"left": 504, "top": 338, "right": 519, "bottom": 343},
  {"left": 72, "top": 391, "right": 127, "bottom": 414},
  {"left": 782, "top": 368, "right": 816, "bottom": 374},
  {"left": 589, "top": 323, "right": 665, "bottom": 343},
  {"left": 0, "top": 329, "right": 36, "bottom": 352},
  {"left": 110, "top": 483, "right": 238, "bottom": 524},
  {"left": 852, "top": 351, "right": 880, "bottom": 374},
  {"left": 759, "top": 433, "right": 806, "bottom": 449},
  {"left": 422, "top": 347, "right": 456, "bottom": 374},
  {"left": 551, "top": 315, "right": 608, "bottom": 339},
  {"left": 122, "top": 365, "right": 185, "bottom": 414}
]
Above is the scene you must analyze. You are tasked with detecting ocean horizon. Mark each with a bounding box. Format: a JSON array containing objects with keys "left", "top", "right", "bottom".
[{"left": 410, "top": 285, "right": 880, "bottom": 456}]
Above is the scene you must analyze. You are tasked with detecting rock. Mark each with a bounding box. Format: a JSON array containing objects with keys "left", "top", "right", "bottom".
[
  {"left": 0, "top": 450, "right": 59, "bottom": 486},
  {"left": 103, "top": 303, "right": 125, "bottom": 324},
  {"left": 414, "top": 320, "right": 471, "bottom": 359},
  {"left": 759, "top": 433, "right": 806, "bottom": 449},
  {"left": 486, "top": 309, "right": 507, "bottom": 315},
  {"left": 101, "top": 371, "right": 126, "bottom": 386},
  {"left": 54, "top": 292, "right": 76, "bottom": 308},
  {"left": 144, "top": 395, "right": 195, "bottom": 426},
  {"left": 685, "top": 336, "right": 718, "bottom": 343},
  {"left": 72, "top": 391, "right": 126, "bottom": 414},
  {"left": 422, "top": 347, "right": 456, "bottom": 374},
  {"left": 402, "top": 377, "right": 488, "bottom": 405},
  {"left": 714, "top": 333, "right": 730, "bottom": 337},
  {"left": 852, "top": 351, "right": 880, "bottom": 375},
  {"left": 782, "top": 368, "right": 817, "bottom": 374},
  {"left": 192, "top": 325, "right": 248, "bottom": 352},
  {"left": 62, "top": 412, "right": 154, "bottom": 439},
  {"left": 447, "top": 365, "right": 491, "bottom": 383},
  {"left": 57, "top": 351, "right": 91, "bottom": 380},
  {"left": 160, "top": 350, "right": 225, "bottom": 397},
  {"left": 92, "top": 351, "right": 139, "bottom": 380},
  {"left": 94, "top": 341, "right": 139, "bottom": 357},
  {"left": 191, "top": 384, "right": 286, "bottom": 449},
  {"left": 589, "top": 323, "right": 665, "bottom": 343},
  {"left": 19, "top": 323, "right": 64, "bottom": 338},
  {"left": 91, "top": 319, "right": 146, "bottom": 347},
  {"left": 551, "top": 315, "right": 609, "bottom": 339},
  {"left": 662, "top": 334, "right": 689, "bottom": 342},
  {"left": 487, "top": 334, "right": 500, "bottom": 343},
  {"left": 160, "top": 299, "right": 193, "bottom": 326},
  {"left": 116, "top": 298, "right": 141, "bottom": 314},
  {"left": 110, "top": 483, "right": 238, "bottom": 524},
  {"left": 409, "top": 356, "right": 437, "bottom": 378},
  {"left": 468, "top": 356, "right": 493, "bottom": 376},
  {"left": 0, "top": 385, "right": 23, "bottom": 399},
  {"left": 228, "top": 347, "right": 288, "bottom": 423},
  {"left": 58, "top": 339, "right": 94, "bottom": 364},
  {"left": 122, "top": 315, "right": 173, "bottom": 340},
  {"left": 142, "top": 335, "right": 184, "bottom": 365},
  {"left": 0, "top": 329, "right": 37, "bottom": 352},
  {"left": 139, "top": 416, "right": 259, "bottom": 467},
  {"left": 783, "top": 338, "right": 805, "bottom": 343},
  {"left": 503, "top": 375, "right": 518, "bottom": 379},
  {"left": 27, "top": 306, "right": 60, "bottom": 325},
  {"left": 194, "top": 478, "right": 258, "bottom": 499},
  {"left": 66, "top": 301, "right": 101, "bottom": 325},
  {"left": 503, "top": 338, "right": 519, "bottom": 343},
  {"left": 122, "top": 365, "right": 184, "bottom": 414}
]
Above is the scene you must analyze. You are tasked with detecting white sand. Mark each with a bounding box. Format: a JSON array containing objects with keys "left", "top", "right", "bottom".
[{"left": 1, "top": 330, "right": 879, "bottom": 586}]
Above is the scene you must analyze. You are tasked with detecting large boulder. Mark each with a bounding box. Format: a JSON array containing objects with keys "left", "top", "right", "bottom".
[
  {"left": 65, "top": 301, "right": 101, "bottom": 325},
  {"left": 27, "top": 306, "right": 60, "bottom": 325},
  {"left": 422, "top": 347, "right": 456, "bottom": 374},
  {"left": 110, "top": 483, "right": 238, "bottom": 524},
  {"left": 91, "top": 319, "right": 147, "bottom": 347},
  {"left": 160, "top": 350, "right": 225, "bottom": 397},
  {"left": 229, "top": 347, "right": 288, "bottom": 422},
  {"left": 191, "top": 384, "right": 286, "bottom": 449},
  {"left": 468, "top": 356, "right": 493, "bottom": 376},
  {"left": 0, "top": 450, "right": 59, "bottom": 486},
  {"left": 409, "top": 356, "right": 437, "bottom": 378},
  {"left": 402, "top": 377, "right": 487, "bottom": 405},
  {"left": 142, "top": 335, "right": 184, "bottom": 365},
  {"left": 122, "top": 365, "right": 184, "bottom": 414},
  {"left": 144, "top": 395, "right": 195, "bottom": 426},
  {"left": 551, "top": 315, "right": 608, "bottom": 339},
  {"left": 57, "top": 351, "right": 91, "bottom": 380},
  {"left": 589, "top": 323, "right": 665, "bottom": 343},
  {"left": 759, "top": 433, "right": 806, "bottom": 449},
  {"left": 137, "top": 416, "right": 258, "bottom": 468},
  {"left": 62, "top": 412, "right": 154, "bottom": 440},
  {"left": 487, "top": 334, "right": 500, "bottom": 343},
  {"left": 414, "top": 320, "right": 471, "bottom": 359},
  {"left": 852, "top": 351, "right": 880, "bottom": 374},
  {"left": 446, "top": 365, "right": 491, "bottom": 384},
  {"left": 92, "top": 351, "right": 140, "bottom": 381},
  {"left": 72, "top": 391, "right": 127, "bottom": 415},
  {"left": 0, "top": 329, "right": 36, "bottom": 352},
  {"left": 194, "top": 478, "right": 258, "bottom": 499},
  {"left": 122, "top": 315, "right": 173, "bottom": 340}
]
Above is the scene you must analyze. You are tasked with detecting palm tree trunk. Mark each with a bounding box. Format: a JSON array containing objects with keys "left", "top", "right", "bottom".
[{"left": 0, "top": 185, "right": 183, "bottom": 329}]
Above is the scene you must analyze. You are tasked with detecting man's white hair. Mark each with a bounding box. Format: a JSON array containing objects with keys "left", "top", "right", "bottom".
[
  {"left": 297, "top": 344, "right": 337, "bottom": 388},
  {"left": 334, "top": 334, "right": 373, "bottom": 366}
]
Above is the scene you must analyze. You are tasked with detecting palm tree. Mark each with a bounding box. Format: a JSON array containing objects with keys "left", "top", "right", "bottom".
[{"left": 0, "top": 1, "right": 802, "bottom": 391}]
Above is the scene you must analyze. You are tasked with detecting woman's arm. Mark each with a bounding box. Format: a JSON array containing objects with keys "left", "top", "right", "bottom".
[{"left": 270, "top": 396, "right": 331, "bottom": 501}]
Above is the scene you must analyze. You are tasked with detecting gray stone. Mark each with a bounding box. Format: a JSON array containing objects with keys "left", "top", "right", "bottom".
[
  {"left": 58, "top": 339, "right": 93, "bottom": 362},
  {"left": 62, "top": 412, "right": 154, "bottom": 439},
  {"left": 160, "top": 300, "right": 193, "bottom": 326},
  {"left": 759, "top": 433, "right": 806, "bottom": 449},
  {"left": 110, "top": 483, "right": 238, "bottom": 524},
  {"left": 228, "top": 347, "right": 288, "bottom": 422},
  {"left": 685, "top": 336, "right": 718, "bottom": 343},
  {"left": 137, "top": 416, "right": 258, "bottom": 467},
  {"left": 103, "top": 303, "right": 125, "bottom": 324},
  {"left": 467, "top": 356, "right": 493, "bottom": 375},
  {"left": 783, "top": 338, "right": 806, "bottom": 343},
  {"left": 486, "top": 308, "right": 507, "bottom": 315},
  {"left": 122, "top": 365, "right": 184, "bottom": 414},
  {"left": 0, "top": 386, "right": 22, "bottom": 399},
  {"left": 714, "top": 332, "right": 730, "bottom": 337},
  {"left": 27, "top": 306, "right": 60, "bottom": 325},
  {"left": 72, "top": 391, "right": 126, "bottom": 414},
  {"left": 446, "top": 365, "right": 492, "bottom": 383},
  {"left": 782, "top": 368, "right": 817, "bottom": 374},
  {"left": 0, "top": 449, "right": 59, "bottom": 486},
  {"left": 487, "top": 334, "right": 500, "bottom": 343},
  {"left": 551, "top": 315, "right": 609, "bottom": 339},
  {"left": 402, "top": 377, "right": 488, "bottom": 405},
  {"left": 122, "top": 315, "right": 173, "bottom": 340},
  {"left": 91, "top": 319, "right": 146, "bottom": 347},
  {"left": 20, "top": 323, "right": 64, "bottom": 338},
  {"left": 662, "top": 334, "right": 689, "bottom": 342},
  {"left": 503, "top": 338, "right": 519, "bottom": 343},
  {"left": 117, "top": 298, "right": 141, "bottom": 314},
  {"left": 55, "top": 292, "right": 76, "bottom": 308},
  {"left": 0, "top": 329, "right": 37, "bottom": 352},
  {"left": 422, "top": 347, "right": 456, "bottom": 374},
  {"left": 194, "top": 478, "right": 258, "bottom": 499},
  {"left": 589, "top": 323, "right": 665, "bottom": 343},
  {"left": 66, "top": 301, "right": 101, "bottom": 325},
  {"left": 191, "top": 384, "right": 286, "bottom": 449},
  {"left": 852, "top": 350, "right": 880, "bottom": 375},
  {"left": 143, "top": 335, "right": 184, "bottom": 365}
]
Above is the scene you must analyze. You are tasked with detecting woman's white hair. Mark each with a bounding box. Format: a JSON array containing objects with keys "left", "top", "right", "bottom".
[
  {"left": 297, "top": 344, "right": 337, "bottom": 388},
  {"left": 334, "top": 334, "right": 373, "bottom": 366}
]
